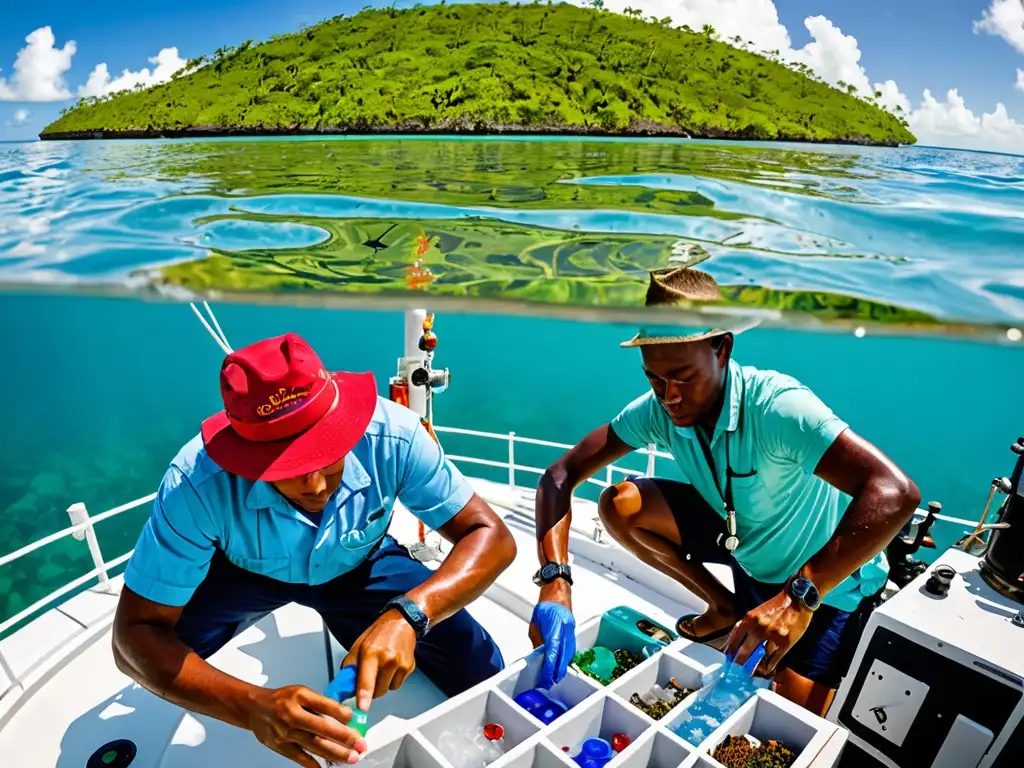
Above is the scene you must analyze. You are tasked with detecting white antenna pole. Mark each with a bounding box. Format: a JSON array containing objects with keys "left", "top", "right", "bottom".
[
  {"left": 190, "top": 302, "right": 233, "bottom": 355},
  {"left": 203, "top": 301, "right": 232, "bottom": 350}
]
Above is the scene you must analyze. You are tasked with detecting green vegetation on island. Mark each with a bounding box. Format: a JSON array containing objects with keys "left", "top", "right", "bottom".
[{"left": 42, "top": 2, "right": 915, "bottom": 145}]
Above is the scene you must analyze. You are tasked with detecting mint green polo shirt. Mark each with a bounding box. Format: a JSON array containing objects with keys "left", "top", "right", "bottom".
[{"left": 611, "top": 359, "right": 888, "bottom": 612}]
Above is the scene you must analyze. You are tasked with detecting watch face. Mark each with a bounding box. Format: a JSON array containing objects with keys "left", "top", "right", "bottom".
[
  {"left": 792, "top": 578, "right": 820, "bottom": 608},
  {"left": 405, "top": 599, "right": 427, "bottom": 625}
]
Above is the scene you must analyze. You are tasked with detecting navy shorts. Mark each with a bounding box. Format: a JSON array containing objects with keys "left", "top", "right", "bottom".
[
  {"left": 173, "top": 536, "right": 505, "bottom": 698},
  {"left": 639, "top": 478, "right": 881, "bottom": 689}
]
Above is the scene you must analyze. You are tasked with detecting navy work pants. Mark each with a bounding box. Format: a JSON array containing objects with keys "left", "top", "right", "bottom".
[{"left": 173, "top": 536, "right": 505, "bottom": 698}]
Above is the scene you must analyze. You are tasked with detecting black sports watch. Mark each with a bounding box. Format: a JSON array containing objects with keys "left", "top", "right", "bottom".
[
  {"left": 533, "top": 562, "right": 573, "bottom": 587},
  {"left": 383, "top": 595, "right": 430, "bottom": 639},
  {"left": 786, "top": 576, "right": 821, "bottom": 612}
]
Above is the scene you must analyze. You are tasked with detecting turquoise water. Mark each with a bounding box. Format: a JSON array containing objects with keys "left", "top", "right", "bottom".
[
  {"left": 2, "top": 293, "right": 1021, "bottom": 632},
  {"left": 0, "top": 136, "right": 1022, "bottom": 632}
]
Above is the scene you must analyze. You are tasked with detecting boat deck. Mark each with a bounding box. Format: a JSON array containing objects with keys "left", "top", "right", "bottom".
[{"left": 0, "top": 479, "right": 719, "bottom": 767}]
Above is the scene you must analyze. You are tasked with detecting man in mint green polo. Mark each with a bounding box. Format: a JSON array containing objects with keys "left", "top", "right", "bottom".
[{"left": 529, "top": 272, "right": 921, "bottom": 715}]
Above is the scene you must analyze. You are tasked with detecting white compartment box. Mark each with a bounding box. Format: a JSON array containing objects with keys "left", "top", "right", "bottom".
[
  {"left": 497, "top": 648, "right": 602, "bottom": 715},
  {"left": 492, "top": 741, "right": 580, "bottom": 768},
  {"left": 419, "top": 688, "right": 541, "bottom": 764},
  {"left": 701, "top": 691, "right": 839, "bottom": 768},
  {"left": 547, "top": 694, "right": 650, "bottom": 760},
  {"left": 610, "top": 729, "right": 695, "bottom": 768},
  {"left": 354, "top": 613, "right": 848, "bottom": 768},
  {"left": 608, "top": 651, "right": 707, "bottom": 723},
  {"left": 357, "top": 731, "right": 450, "bottom": 768}
]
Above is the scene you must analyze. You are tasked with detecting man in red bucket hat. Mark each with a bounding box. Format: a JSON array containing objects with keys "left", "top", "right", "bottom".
[{"left": 112, "top": 332, "right": 516, "bottom": 767}]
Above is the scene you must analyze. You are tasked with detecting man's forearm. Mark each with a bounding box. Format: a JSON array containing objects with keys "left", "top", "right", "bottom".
[
  {"left": 405, "top": 522, "right": 516, "bottom": 625},
  {"left": 535, "top": 467, "right": 575, "bottom": 607},
  {"left": 797, "top": 476, "right": 920, "bottom": 597},
  {"left": 536, "top": 467, "right": 574, "bottom": 566},
  {"left": 114, "top": 624, "right": 258, "bottom": 729}
]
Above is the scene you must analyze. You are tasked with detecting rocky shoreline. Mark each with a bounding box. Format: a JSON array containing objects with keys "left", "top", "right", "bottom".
[{"left": 39, "top": 117, "right": 904, "bottom": 147}]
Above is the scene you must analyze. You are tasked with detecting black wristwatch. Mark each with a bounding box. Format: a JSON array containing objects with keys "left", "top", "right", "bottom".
[
  {"left": 786, "top": 577, "right": 821, "bottom": 612},
  {"left": 533, "top": 562, "right": 573, "bottom": 587},
  {"left": 383, "top": 595, "right": 430, "bottom": 639}
]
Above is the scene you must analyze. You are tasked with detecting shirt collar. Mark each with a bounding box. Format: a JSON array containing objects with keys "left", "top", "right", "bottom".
[
  {"left": 671, "top": 359, "right": 743, "bottom": 445},
  {"left": 717, "top": 358, "right": 743, "bottom": 437},
  {"left": 244, "top": 450, "right": 372, "bottom": 513},
  {"left": 340, "top": 451, "right": 371, "bottom": 494}
]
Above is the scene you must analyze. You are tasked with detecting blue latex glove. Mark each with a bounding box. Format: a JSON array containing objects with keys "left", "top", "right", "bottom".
[
  {"left": 531, "top": 601, "right": 576, "bottom": 690},
  {"left": 324, "top": 664, "right": 358, "bottom": 703}
]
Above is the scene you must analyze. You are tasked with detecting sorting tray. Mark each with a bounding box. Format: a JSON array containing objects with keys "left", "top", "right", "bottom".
[{"left": 354, "top": 612, "right": 847, "bottom": 768}]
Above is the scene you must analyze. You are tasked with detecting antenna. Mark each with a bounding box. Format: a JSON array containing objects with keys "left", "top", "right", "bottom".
[{"left": 189, "top": 301, "right": 233, "bottom": 355}]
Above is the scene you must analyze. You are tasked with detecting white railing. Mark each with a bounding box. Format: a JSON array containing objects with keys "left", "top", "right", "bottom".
[
  {"left": 0, "top": 425, "right": 989, "bottom": 689},
  {"left": 434, "top": 425, "right": 670, "bottom": 491}
]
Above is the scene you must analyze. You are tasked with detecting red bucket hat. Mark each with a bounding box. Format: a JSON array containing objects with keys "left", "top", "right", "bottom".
[{"left": 201, "top": 332, "right": 377, "bottom": 482}]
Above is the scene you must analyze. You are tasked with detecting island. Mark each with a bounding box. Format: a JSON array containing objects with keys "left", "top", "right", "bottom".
[{"left": 41, "top": 2, "right": 916, "bottom": 146}]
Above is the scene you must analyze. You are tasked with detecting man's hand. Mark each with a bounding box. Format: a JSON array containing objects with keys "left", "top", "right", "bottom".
[
  {"left": 528, "top": 580, "right": 576, "bottom": 690},
  {"left": 724, "top": 590, "right": 813, "bottom": 676},
  {"left": 342, "top": 609, "right": 418, "bottom": 711},
  {"left": 244, "top": 684, "right": 366, "bottom": 767}
]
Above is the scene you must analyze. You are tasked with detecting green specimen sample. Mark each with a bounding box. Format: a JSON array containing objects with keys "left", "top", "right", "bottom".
[
  {"left": 712, "top": 736, "right": 797, "bottom": 768},
  {"left": 628, "top": 677, "right": 695, "bottom": 719}
]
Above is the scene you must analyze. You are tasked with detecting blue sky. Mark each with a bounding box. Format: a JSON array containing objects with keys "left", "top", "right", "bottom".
[{"left": 2, "top": 0, "right": 1023, "bottom": 151}]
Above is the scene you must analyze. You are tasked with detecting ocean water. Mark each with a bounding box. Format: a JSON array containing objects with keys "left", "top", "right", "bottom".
[{"left": 0, "top": 136, "right": 1022, "bottom": 632}]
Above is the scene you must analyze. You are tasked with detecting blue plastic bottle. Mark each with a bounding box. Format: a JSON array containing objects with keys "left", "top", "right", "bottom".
[
  {"left": 671, "top": 642, "right": 767, "bottom": 747},
  {"left": 572, "top": 737, "right": 614, "bottom": 767},
  {"left": 513, "top": 688, "right": 568, "bottom": 725},
  {"left": 324, "top": 666, "right": 369, "bottom": 737}
]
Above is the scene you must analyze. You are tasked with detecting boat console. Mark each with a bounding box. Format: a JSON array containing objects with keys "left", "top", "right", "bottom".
[{"left": 829, "top": 439, "right": 1024, "bottom": 768}]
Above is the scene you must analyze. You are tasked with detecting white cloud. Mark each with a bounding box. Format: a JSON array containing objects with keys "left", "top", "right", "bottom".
[
  {"left": 973, "top": 0, "right": 1024, "bottom": 54},
  {"left": 0, "top": 27, "right": 77, "bottom": 102},
  {"left": 1017, "top": 69, "right": 1024, "bottom": 93},
  {"left": 910, "top": 89, "right": 1024, "bottom": 154},
  {"left": 12, "top": 108, "right": 31, "bottom": 125},
  {"left": 78, "top": 47, "right": 186, "bottom": 99}
]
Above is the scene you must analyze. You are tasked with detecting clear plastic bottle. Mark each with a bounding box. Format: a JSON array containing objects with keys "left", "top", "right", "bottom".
[{"left": 435, "top": 723, "right": 505, "bottom": 768}]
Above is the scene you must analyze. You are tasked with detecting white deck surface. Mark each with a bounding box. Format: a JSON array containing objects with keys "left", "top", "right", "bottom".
[{"left": 0, "top": 478, "right": 715, "bottom": 767}]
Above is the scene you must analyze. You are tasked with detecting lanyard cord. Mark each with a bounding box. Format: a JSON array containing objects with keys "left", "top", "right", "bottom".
[{"left": 695, "top": 377, "right": 746, "bottom": 548}]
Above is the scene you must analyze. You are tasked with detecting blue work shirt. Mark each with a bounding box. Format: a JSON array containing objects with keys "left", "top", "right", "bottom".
[
  {"left": 611, "top": 359, "right": 888, "bottom": 612},
  {"left": 124, "top": 397, "right": 475, "bottom": 607}
]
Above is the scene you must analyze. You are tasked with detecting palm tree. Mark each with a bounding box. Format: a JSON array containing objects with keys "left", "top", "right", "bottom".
[{"left": 702, "top": 24, "right": 716, "bottom": 39}]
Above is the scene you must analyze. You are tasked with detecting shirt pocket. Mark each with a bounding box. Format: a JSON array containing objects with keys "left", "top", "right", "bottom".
[
  {"left": 339, "top": 508, "right": 393, "bottom": 554},
  {"left": 729, "top": 470, "right": 774, "bottom": 525},
  {"left": 227, "top": 553, "right": 291, "bottom": 579}
]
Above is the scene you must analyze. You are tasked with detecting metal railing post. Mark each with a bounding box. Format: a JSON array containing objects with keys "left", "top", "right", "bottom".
[
  {"left": 508, "top": 432, "right": 516, "bottom": 490},
  {"left": 646, "top": 443, "right": 657, "bottom": 476},
  {"left": 67, "top": 502, "right": 112, "bottom": 594}
]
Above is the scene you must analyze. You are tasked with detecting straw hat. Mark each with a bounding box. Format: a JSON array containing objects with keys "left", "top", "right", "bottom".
[{"left": 620, "top": 265, "right": 761, "bottom": 348}]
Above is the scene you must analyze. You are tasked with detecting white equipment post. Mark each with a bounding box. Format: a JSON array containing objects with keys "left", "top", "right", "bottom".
[{"left": 403, "top": 308, "right": 429, "bottom": 420}]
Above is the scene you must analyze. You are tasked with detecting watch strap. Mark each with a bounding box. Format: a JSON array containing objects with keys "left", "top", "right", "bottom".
[
  {"left": 383, "top": 595, "right": 430, "bottom": 639},
  {"left": 534, "top": 562, "right": 573, "bottom": 586}
]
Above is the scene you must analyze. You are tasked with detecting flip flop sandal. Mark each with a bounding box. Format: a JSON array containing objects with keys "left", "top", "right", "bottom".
[{"left": 675, "top": 613, "right": 734, "bottom": 643}]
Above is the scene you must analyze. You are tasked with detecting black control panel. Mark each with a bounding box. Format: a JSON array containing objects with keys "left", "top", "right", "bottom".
[{"left": 837, "top": 626, "right": 1021, "bottom": 766}]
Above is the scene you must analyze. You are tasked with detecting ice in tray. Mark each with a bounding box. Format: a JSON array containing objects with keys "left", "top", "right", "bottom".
[{"left": 669, "top": 647, "right": 765, "bottom": 747}]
